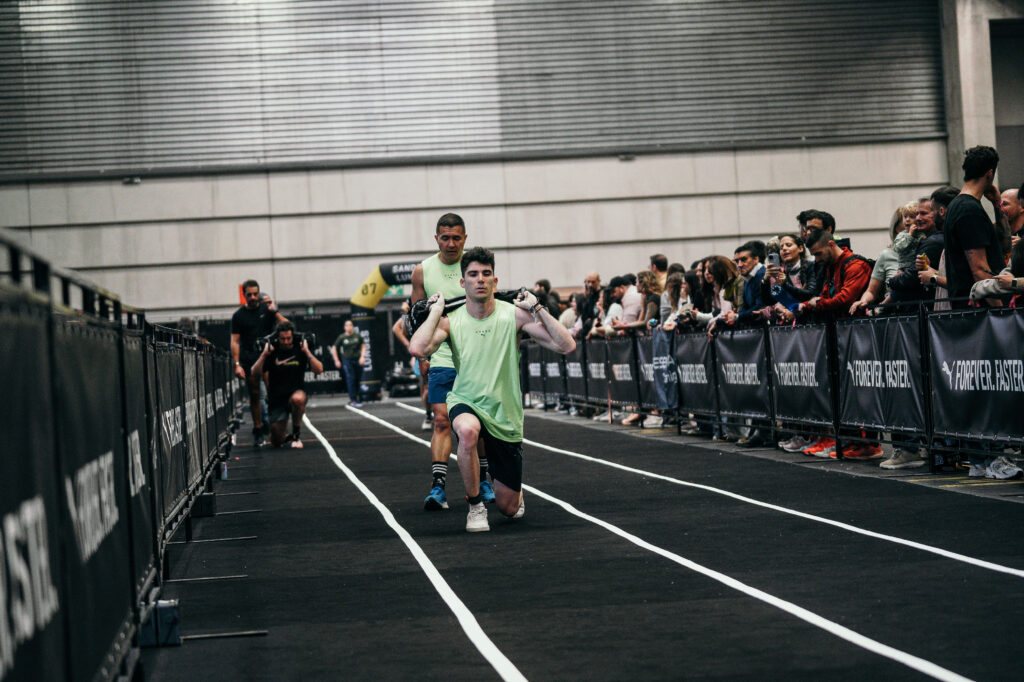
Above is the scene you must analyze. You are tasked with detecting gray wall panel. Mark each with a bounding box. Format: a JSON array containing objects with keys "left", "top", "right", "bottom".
[{"left": 1, "top": 0, "right": 944, "bottom": 181}]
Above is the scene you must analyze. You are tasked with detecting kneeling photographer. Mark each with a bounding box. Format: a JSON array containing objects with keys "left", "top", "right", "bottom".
[{"left": 251, "top": 321, "right": 323, "bottom": 448}]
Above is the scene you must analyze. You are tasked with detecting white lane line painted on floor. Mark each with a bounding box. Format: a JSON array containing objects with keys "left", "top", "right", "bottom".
[
  {"left": 357, "top": 405, "right": 973, "bottom": 682},
  {"left": 302, "top": 414, "right": 526, "bottom": 682},
  {"left": 392, "top": 401, "right": 1024, "bottom": 580}
]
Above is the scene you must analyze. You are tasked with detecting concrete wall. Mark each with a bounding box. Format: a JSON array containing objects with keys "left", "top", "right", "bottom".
[
  {"left": 0, "top": 139, "right": 950, "bottom": 319},
  {"left": 941, "top": 0, "right": 1024, "bottom": 182}
]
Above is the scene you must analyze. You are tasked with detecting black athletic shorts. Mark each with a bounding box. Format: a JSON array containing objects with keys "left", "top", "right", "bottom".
[{"left": 448, "top": 403, "right": 523, "bottom": 492}]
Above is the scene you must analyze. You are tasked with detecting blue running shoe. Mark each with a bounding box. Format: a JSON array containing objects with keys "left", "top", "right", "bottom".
[
  {"left": 479, "top": 480, "right": 496, "bottom": 504},
  {"left": 423, "top": 485, "right": 448, "bottom": 510}
]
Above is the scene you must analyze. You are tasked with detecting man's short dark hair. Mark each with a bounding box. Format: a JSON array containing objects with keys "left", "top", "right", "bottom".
[
  {"left": 534, "top": 278, "right": 551, "bottom": 293},
  {"left": 813, "top": 210, "right": 836, "bottom": 232},
  {"left": 242, "top": 279, "right": 259, "bottom": 291},
  {"left": 962, "top": 146, "right": 998, "bottom": 182},
  {"left": 805, "top": 228, "right": 832, "bottom": 249},
  {"left": 1018, "top": 180, "right": 1024, "bottom": 198},
  {"left": 650, "top": 254, "right": 668, "bottom": 271},
  {"left": 735, "top": 240, "right": 766, "bottom": 262},
  {"left": 436, "top": 212, "right": 465, "bottom": 233},
  {"left": 608, "top": 275, "right": 627, "bottom": 288},
  {"left": 796, "top": 209, "right": 817, "bottom": 227},
  {"left": 930, "top": 185, "right": 960, "bottom": 210},
  {"left": 623, "top": 273, "right": 637, "bottom": 286},
  {"left": 667, "top": 262, "right": 686, "bottom": 276},
  {"left": 460, "top": 246, "right": 494, "bottom": 275},
  {"left": 275, "top": 320, "right": 295, "bottom": 334}
]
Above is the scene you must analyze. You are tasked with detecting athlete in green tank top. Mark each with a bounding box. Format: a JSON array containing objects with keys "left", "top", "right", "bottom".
[
  {"left": 409, "top": 247, "right": 576, "bottom": 533},
  {"left": 411, "top": 214, "right": 496, "bottom": 511},
  {"left": 419, "top": 253, "right": 464, "bottom": 370}
]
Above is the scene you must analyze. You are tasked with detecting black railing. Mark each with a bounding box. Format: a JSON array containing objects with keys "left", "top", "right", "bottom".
[
  {"left": 2, "top": 228, "right": 244, "bottom": 682},
  {"left": 523, "top": 304, "right": 1024, "bottom": 465}
]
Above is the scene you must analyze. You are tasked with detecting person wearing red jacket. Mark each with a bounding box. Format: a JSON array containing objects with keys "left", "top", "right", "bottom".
[
  {"left": 798, "top": 228, "right": 881, "bottom": 460},
  {"left": 799, "top": 229, "right": 872, "bottom": 320}
]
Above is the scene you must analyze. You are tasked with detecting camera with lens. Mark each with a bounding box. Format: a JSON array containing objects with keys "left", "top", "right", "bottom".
[{"left": 257, "top": 329, "right": 316, "bottom": 353}]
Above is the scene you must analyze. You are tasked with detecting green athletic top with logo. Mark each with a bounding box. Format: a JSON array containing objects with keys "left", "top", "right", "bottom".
[
  {"left": 421, "top": 252, "right": 465, "bottom": 369},
  {"left": 445, "top": 300, "right": 523, "bottom": 442}
]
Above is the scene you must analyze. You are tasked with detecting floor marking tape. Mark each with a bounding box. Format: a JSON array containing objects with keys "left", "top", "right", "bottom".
[
  {"left": 394, "top": 402, "right": 1024, "bottom": 581},
  {"left": 363, "top": 404, "right": 973, "bottom": 682},
  {"left": 303, "top": 412, "right": 526, "bottom": 682}
]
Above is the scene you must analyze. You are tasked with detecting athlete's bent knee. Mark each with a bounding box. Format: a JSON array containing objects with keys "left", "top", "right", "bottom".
[
  {"left": 289, "top": 390, "right": 307, "bottom": 407},
  {"left": 432, "top": 412, "right": 451, "bottom": 433}
]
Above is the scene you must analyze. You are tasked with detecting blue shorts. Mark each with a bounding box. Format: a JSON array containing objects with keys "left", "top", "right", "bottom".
[{"left": 427, "top": 366, "right": 457, "bottom": 405}]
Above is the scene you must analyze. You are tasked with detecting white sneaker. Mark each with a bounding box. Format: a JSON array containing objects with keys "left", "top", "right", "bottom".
[
  {"left": 512, "top": 497, "right": 525, "bottom": 519},
  {"left": 421, "top": 419, "right": 432, "bottom": 431},
  {"left": 592, "top": 410, "right": 610, "bottom": 421},
  {"left": 290, "top": 438, "right": 304, "bottom": 449},
  {"left": 879, "top": 448, "right": 924, "bottom": 470},
  {"left": 466, "top": 502, "right": 490, "bottom": 532},
  {"left": 643, "top": 415, "right": 663, "bottom": 428},
  {"left": 986, "top": 456, "right": 1024, "bottom": 480}
]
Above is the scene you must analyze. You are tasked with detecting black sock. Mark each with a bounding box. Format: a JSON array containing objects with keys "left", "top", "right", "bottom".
[
  {"left": 432, "top": 462, "right": 447, "bottom": 488},
  {"left": 466, "top": 494, "right": 482, "bottom": 505},
  {"left": 478, "top": 457, "right": 489, "bottom": 480}
]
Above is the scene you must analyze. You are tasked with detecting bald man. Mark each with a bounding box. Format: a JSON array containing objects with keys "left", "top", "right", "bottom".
[{"left": 1000, "top": 187, "right": 1022, "bottom": 249}]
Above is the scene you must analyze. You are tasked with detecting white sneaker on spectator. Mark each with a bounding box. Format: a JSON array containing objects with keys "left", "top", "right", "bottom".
[
  {"left": 968, "top": 463, "right": 988, "bottom": 478},
  {"left": 643, "top": 415, "right": 663, "bottom": 428},
  {"left": 986, "top": 456, "right": 1023, "bottom": 480},
  {"left": 879, "top": 448, "right": 924, "bottom": 469},
  {"left": 592, "top": 410, "right": 610, "bottom": 421},
  {"left": 779, "top": 436, "right": 813, "bottom": 453}
]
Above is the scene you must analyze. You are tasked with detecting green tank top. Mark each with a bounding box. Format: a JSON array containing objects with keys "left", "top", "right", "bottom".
[
  {"left": 445, "top": 300, "right": 523, "bottom": 442},
  {"left": 421, "top": 253, "right": 464, "bottom": 369}
]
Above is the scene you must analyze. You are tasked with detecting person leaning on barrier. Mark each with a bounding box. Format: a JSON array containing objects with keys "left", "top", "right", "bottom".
[
  {"left": 251, "top": 321, "right": 323, "bottom": 449},
  {"left": 1000, "top": 183, "right": 1023, "bottom": 250},
  {"left": 970, "top": 240, "right": 1024, "bottom": 305},
  {"left": 850, "top": 205, "right": 911, "bottom": 316},
  {"left": 231, "top": 279, "right": 288, "bottom": 447},
  {"left": 797, "top": 229, "right": 872, "bottom": 321},
  {"left": 763, "top": 234, "right": 812, "bottom": 324},
  {"left": 885, "top": 190, "right": 951, "bottom": 310}
]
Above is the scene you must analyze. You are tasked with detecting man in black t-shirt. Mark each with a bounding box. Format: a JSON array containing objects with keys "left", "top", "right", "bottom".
[
  {"left": 944, "top": 146, "right": 1007, "bottom": 309},
  {"left": 231, "top": 279, "right": 288, "bottom": 446},
  {"left": 251, "top": 321, "right": 323, "bottom": 448}
]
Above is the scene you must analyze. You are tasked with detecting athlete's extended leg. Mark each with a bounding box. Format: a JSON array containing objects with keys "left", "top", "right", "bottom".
[{"left": 245, "top": 368, "right": 265, "bottom": 444}]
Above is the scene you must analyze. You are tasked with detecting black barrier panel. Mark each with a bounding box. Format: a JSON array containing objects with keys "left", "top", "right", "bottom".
[
  {"left": 675, "top": 331, "right": 716, "bottom": 415},
  {"left": 769, "top": 324, "right": 832, "bottom": 425},
  {"left": 1, "top": 293, "right": 66, "bottom": 682},
  {"left": 929, "top": 309, "right": 1024, "bottom": 440},
  {"left": 182, "top": 352, "right": 203, "bottom": 486},
  {"left": 52, "top": 316, "right": 133, "bottom": 682},
  {"left": 541, "top": 347, "right": 565, "bottom": 405},
  {"left": 202, "top": 352, "right": 217, "bottom": 459},
  {"left": 155, "top": 347, "right": 187, "bottom": 525},
  {"left": 122, "top": 333, "right": 157, "bottom": 609},
  {"left": 634, "top": 335, "right": 659, "bottom": 410},
  {"left": 715, "top": 327, "right": 770, "bottom": 418},
  {"left": 564, "top": 342, "right": 587, "bottom": 402},
  {"left": 525, "top": 342, "right": 543, "bottom": 397},
  {"left": 837, "top": 316, "right": 925, "bottom": 433},
  {"left": 348, "top": 309, "right": 388, "bottom": 400},
  {"left": 585, "top": 339, "right": 609, "bottom": 405},
  {"left": 212, "top": 355, "right": 228, "bottom": 437},
  {"left": 606, "top": 336, "right": 637, "bottom": 406},
  {"left": 650, "top": 330, "right": 678, "bottom": 411}
]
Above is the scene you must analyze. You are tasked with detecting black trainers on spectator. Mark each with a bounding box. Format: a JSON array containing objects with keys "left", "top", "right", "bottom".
[
  {"left": 736, "top": 432, "right": 766, "bottom": 447},
  {"left": 253, "top": 427, "right": 266, "bottom": 448}
]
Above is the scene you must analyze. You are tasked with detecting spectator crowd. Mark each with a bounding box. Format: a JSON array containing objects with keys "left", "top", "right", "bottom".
[{"left": 533, "top": 146, "right": 1024, "bottom": 480}]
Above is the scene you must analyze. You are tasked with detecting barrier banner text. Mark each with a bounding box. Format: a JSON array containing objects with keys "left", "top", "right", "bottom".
[
  {"left": 769, "top": 325, "right": 831, "bottom": 425},
  {"left": 715, "top": 328, "right": 769, "bottom": 418}
]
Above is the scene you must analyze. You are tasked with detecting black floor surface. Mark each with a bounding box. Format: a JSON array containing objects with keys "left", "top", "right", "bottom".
[{"left": 142, "top": 399, "right": 1024, "bottom": 681}]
